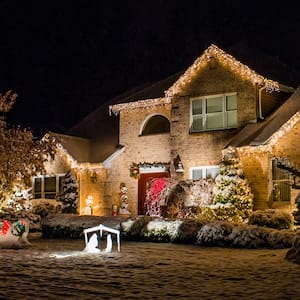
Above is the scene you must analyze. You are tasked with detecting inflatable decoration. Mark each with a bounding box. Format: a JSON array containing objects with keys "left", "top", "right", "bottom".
[{"left": 0, "top": 219, "right": 30, "bottom": 249}]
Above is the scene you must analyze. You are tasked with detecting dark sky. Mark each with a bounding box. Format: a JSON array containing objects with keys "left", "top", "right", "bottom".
[{"left": 0, "top": 0, "right": 299, "bottom": 136}]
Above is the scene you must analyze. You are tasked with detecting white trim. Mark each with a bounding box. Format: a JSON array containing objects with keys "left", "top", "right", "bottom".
[
  {"left": 33, "top": 173, "right": 65, "bottom": 199},
  {"left": 190, "top": 93, "right": 237, "bottom": 132},
  {"left": 189, "top": 165, "right": 220, "bottom": 180},
  {"left": 102, "top": 146, "right": 125, "bottom": 168},
  {"left": 139, "top": 167, "right": 167, "bottom": 174}
]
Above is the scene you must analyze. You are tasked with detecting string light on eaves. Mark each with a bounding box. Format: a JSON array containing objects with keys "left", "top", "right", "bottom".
[
  {"left": 166, "top": 44, "right": 280, "bottom": 97},
  {"left": 109, "top": 97, "right": 171, "bottom": 115}
]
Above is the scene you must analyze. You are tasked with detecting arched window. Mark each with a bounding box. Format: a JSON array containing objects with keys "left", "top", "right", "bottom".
[{"left": 141, "top": 115, "right": 170, "bottom": 136}]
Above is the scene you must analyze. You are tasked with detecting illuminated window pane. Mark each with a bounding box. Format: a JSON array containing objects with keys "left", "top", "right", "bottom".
[
  {"left": 34, "top": 177, "right": 41, "bottom": 198},
  {"left": 192, "top": 169, "right": 203, "bottom": 180},
  {"left": 227, "top": 111, "right": 237, "bottom": 128},
  {"left": 192, "top": 116, "right": 203, "bottom": 131},
  {"left": 206, "top": 167, "right": 220, "bottom": 179},
  {"left": 206, "top": 113, "right": 223, "bottom": 129},
  {"left": 192, "top": 99, "right": 202, "bottom": 115},
  {"left": 226, "top": 95, "right": 237, "bottom": 111},
  {"left": 44, "top": 177, "right": 56, "bottom": 199},
  {"left": 206, "top": 97, "right": 223, "bottom": 113}
]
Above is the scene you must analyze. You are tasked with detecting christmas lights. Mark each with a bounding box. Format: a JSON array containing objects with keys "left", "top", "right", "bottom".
[
  {"left": 166, "top": 44, "right": 279, "bottom": 97},
  {"left": 109, "top": 97, "right": 171, "bottom": 115},
  {"left": 109, "top": 44, "right": 279, "bottom": 115}
]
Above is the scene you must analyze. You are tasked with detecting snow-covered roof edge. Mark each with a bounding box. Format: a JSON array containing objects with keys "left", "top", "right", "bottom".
[
  {"left": 109, "top": 97, "right": 170, "bottom": 115},
  {"left": 165, "top": 44, "right": 280, "bottom": 97}
]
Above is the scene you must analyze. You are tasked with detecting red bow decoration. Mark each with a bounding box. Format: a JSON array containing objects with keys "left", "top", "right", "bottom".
[{"left": 0, "top": 220, "right": 11, "bottom": 235}]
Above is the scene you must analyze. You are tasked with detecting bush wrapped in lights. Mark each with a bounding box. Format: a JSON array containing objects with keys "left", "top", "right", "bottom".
[{"left": 213, "top": 147, "right": 253, "bottom": 221}]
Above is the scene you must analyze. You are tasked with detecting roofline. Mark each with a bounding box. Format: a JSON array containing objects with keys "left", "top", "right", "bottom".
[
  {"left": 165, "top": 44, "right": 280, "bottom": 97},
  {"left": 109, "top": 97, "right": 171, "bottom": 115}
]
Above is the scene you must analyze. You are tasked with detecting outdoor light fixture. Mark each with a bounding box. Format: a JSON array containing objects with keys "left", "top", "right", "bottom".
[
  {"left": 176, "top": 161, "right": 184, "bottom": 173},
  {"left": 174, "top": 155, "right": 184, "bottom": 173}
]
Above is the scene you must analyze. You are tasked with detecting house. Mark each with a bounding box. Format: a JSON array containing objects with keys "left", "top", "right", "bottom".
[{"left": 38, "top": 44, "right": 300, "bottom": 216}]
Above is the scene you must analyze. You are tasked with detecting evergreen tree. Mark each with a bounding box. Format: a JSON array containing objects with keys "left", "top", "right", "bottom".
[
  {"left": 213, "top": 147, "right": 253, "bottom": 219},
  {"left": 58, "top": 171, "right": 79, "bottom": 213}
]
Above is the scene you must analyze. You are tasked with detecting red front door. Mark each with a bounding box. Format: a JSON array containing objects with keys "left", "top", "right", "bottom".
[{"left": 138, "top": 172, "right": 169, "bottom": 215}]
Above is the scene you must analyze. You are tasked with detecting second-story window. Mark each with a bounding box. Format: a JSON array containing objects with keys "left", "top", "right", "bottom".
[{"left": 190, "top": 93, "right": 237, "bottom": 132}]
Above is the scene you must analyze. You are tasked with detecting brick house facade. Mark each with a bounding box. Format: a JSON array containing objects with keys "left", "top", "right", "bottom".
[{"left": 41, "top": 44, "right": 300, "bottom": 216}]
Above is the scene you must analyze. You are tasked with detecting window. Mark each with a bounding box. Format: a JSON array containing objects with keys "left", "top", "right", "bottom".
[
  {"left": 271, "top": 159, "right": 291, "bottom": 202},
  {"left": 190, "top": 166, "right": 220, "bottom": 180},
  {"left": 190, "top": 93, "right": 237, "bottom": 132},
  {"left": 33, "top": 174, "right": 65, "bottom": 199},
  {"left": 141, "top": 115, "right": 170, "bottom": 135}
]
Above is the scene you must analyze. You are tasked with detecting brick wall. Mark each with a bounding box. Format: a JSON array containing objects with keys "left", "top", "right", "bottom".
[
  {"left": 107, "top": 105, "right": 171, "bottom": 215},
  {"left": 238, "top": 118, "right": 300, "bottom": 211},
  {"left": 170, "top": 61, "right": 257, "bottom": 179}
]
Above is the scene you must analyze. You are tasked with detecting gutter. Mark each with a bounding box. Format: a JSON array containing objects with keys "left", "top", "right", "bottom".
[
  {"left": 258, "top": 83, "right": 295, "bottom": 120},
  {"left": 258, "top": 86, "right": 266, "bottom": 120}
]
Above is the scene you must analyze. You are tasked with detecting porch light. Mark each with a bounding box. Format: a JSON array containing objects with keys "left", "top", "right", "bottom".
[{"left": 176, "top": 160, "right": 184, "bottom": 173}]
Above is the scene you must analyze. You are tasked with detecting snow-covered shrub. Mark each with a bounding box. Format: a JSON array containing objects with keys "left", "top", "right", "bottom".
[
  {"left": 248, "top": 209, "right": 293, "bottom": 230},
  {"left": 120, "top": 218, "right": 135, "bottom": 233},
  {"left": 57, "top": 171, "right": 79, "bottom": 213},
  {"left": 213, "top": 147, "right": 253, "bottom": 220},
  {"left": 266, "top": 229, "right": 296, "bottom": 248},
  {"left": 143, "top": 219, "right": 182, "bottom": 242},
  {"left": 173, "top": 219, "right": 206, "bottom": 244},
  {"left": 293, "top": 192, "right": 300, "bottom": 226},
  {"left": 285, "top": 237, "right": 300, "bottom": 264},
  {"left": 196, "top": 221, "right": 234, "bottom": 246},
  {"left": 121, "top": 216, "right": 153, "bottom": 240},
  {"left": 30, "top": 199, "right": 62, "bottom": 217},
  {"left": 227, "top": 225, "right": 270, "bottom": 248}
]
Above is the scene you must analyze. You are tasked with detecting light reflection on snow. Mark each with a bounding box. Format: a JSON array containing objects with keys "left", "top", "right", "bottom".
[{"left": 1, "top": 239, "right": 300, "bottom": 300}]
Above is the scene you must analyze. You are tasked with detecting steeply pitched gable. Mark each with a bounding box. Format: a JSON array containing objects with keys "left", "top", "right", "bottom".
[{"left": 166, "top": 44, "right": 280, "bottom": 97}]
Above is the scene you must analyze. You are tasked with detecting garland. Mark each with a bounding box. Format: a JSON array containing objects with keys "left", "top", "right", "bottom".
[{"left": 130, "top": 161, "right": 170, "bottom": 179}]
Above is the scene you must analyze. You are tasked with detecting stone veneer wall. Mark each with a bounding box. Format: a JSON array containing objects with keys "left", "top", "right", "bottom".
[{"left": 107, "top": 105, "right": 171, "bottom": 216}]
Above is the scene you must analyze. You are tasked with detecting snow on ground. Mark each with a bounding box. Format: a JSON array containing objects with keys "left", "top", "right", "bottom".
[{"left": 0, "top": 237, "right": 300, "bottom": 300}]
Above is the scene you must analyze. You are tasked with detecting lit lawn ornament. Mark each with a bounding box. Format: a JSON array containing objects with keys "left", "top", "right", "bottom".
[
  {"left": 83, "top": 224, "right": 120, "bottom": 253},
  {"left": 0, "top": 219, "right": 30, "bottom": 249}
]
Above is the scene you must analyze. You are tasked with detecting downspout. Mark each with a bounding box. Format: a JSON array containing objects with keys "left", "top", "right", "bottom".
[{"left": 258, "top": 85, "right": 266, "bottom": 120}]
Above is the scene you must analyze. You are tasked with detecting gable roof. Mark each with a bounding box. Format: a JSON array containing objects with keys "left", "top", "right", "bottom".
[
  {"left": 65, "top": 71, "right": 182, "bottom": 162},
  {"left": 228, "top": 87, "right": 300, "bottom": 147},
  {"left": 226, "top": 42, "right": 300, "bottom": 88},
  {"left": 61, "top": 43, "right": 299, "bottom": 162},
  {"left": 165, "top": 44, "right": 281, "bottom": 98}
]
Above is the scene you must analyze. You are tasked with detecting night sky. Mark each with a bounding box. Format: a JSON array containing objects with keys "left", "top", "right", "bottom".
[{"left": 0, "top": 0, "right": 299, "bottom": 136}]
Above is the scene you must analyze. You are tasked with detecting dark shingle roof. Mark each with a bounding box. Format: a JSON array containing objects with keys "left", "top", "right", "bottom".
[
  {"left": 62, "top": 44, "right": 300, "bottom": 161},
  {"left": 226, "top": 43, "right": 300, "bottom": 88},
  {"left": 228, "top": 87, "right": 300, "bottom": 147}
]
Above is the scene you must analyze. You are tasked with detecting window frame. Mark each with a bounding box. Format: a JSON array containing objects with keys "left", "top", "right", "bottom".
[
  {"left": 189, "top": 165, "right": 220, "bottom": 180},
  {"left": 32, "top": 174, "right": 65, "bottom": 199},
  {"left": 190, "top": 93, "right": 237, "bottom": 132}
]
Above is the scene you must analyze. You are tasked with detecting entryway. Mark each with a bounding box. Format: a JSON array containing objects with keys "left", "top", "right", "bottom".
[{"left": 138, "top": 172, "right": 169, "bottom": 215}]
